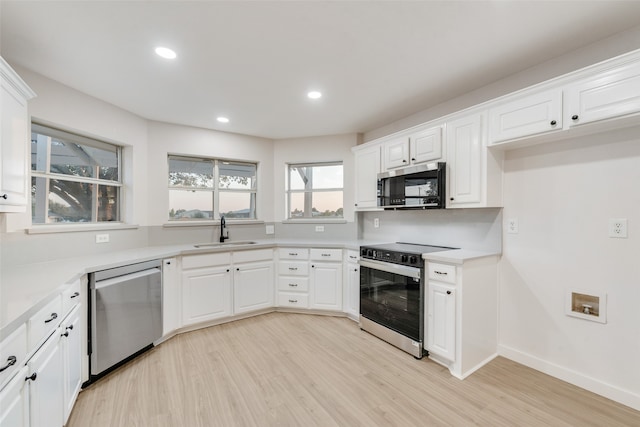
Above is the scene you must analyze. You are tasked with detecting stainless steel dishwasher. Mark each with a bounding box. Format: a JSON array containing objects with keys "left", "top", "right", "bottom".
[{"left": 89, "top": 259, "right": 162, "bottom": 381}]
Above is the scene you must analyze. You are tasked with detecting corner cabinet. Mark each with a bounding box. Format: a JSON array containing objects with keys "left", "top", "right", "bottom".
[
  {"left": 425, "top": 255, "right": 498, "bottom": 379},
  {"left": 309, "top": 249, "right": 343, "bottom": 311},
  {"left": 0, "top": 57, "right": 36, "bottom": 213},
  {"left": 446, "top": 112, "right": 503, "bottom": 208}
]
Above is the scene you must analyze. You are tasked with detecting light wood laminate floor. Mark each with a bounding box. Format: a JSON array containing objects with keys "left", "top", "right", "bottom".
[{"left": 68, "top": 313, "right": 640, "bottom": 426}]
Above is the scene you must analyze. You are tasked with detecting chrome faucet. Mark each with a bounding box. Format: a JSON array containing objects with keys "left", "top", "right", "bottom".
[{"left": 219, "top": 216, "right": 229, "bottom": 243}]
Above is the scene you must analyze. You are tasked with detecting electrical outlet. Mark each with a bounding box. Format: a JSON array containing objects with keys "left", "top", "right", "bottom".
[
  {"left": 609, "top": 218, "right": 628, "bottom": 238},
  {"left": 265, "top": 224, "right": 275, "bottom": 235},
  {"left": 507, "top": 218, "right": 518, "bottom": 234},
  {"left": 374, "top": 218, "right": 380, "bottom": 228},
  {"left": 315, "top": 225, "right": 324, "bottom": 232},
  {"left": 95, "top": 233, "right": 110, "bottom": 243}
]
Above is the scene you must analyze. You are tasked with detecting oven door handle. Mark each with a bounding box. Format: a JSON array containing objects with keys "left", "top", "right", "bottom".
[{"left": 359, "top": 259, "right": 421, "bottom": 279}]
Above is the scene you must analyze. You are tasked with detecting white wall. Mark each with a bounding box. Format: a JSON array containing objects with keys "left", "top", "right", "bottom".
[
  {"left": 146, "top": 121, "right": 274, "bottom": 226},
  {"left": 499, "top": 128, "right": 640, "bottom": 409},
  {"left": 273, "top": 133, "right": 358, "bottom": 222},
  {"left": 6, "top": 65, "right": 149, "bottom": 231}
]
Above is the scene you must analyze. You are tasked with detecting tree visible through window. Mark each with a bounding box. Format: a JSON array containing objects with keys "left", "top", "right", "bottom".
[
  {"left": 31, "top": 124, "right": 121, "bottom": 224},
  {"left": 287, "top": 162, "right": 343, "bottom": 219},
  {"left": 168, "top": 155, "right": 257, "bottom": 220}
]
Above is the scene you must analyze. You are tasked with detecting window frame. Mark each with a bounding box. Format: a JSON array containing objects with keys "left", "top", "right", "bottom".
[
  {"left": 286, "top": 161, "right": 344, "bottom": 220},
  {"left": 30, "top": 123, "right": 123, "bottom": 225},
  {"left": 167, "top": 154, "right": 258, "bottom": 221}
]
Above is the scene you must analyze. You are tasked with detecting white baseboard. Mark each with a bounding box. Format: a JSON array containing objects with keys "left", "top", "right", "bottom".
[{"left": 498, "top": 344, "right": 640, "bottom": 411}]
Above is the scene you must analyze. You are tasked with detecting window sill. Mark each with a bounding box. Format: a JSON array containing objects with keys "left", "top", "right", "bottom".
[
  {"left": 282, "top": 219, "right": 347, "bottom": 224},
  {"left": 27, "top": 222, "right": 139, "bottom": 235},
  {"left": 163, "top": 220, "right": 265, "bottom": 227}
]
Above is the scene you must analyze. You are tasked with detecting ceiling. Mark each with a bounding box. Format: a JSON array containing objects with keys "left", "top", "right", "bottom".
[{"left": 2, "top": 1, "right": 640, "bottom": 140}]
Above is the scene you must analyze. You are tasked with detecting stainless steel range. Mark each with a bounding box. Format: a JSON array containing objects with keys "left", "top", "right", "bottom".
[{"left": 359, "top": 242, "right": 456, "bottom": 358}]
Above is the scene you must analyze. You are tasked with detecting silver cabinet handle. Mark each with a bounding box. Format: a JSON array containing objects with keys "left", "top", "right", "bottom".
[
  {"left": 434, "top": 271, "right": 448, "bottom": 276},
  {"left": 288, "top": 253, "right": 298, "bottom": 256},
  {"left": 288, "top": 267, "right": 297, "bottom": 271},
  {"left": 288, "top": 299, "right": 298, "bottom": 303},
  {"left": 321, "top": 253, "right": 331, "bottom": 257},
  {"left": 0, "top": 356, "right": 17, "bottom": 373},
  {"left": 288, "top": 283, "right": 298, "bottom": 287}
]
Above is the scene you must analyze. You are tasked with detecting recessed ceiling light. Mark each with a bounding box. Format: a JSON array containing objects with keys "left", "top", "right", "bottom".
[
  {"left": 155, "top": 47, "right": 177, "bottom": 59},
  {"left": 217, "top": 116, "right": 230, "bottom": 123},
  {"left": 307, "top": 91, "right": 322, "bottom": 99}
]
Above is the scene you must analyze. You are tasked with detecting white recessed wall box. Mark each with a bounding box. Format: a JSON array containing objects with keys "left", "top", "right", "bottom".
[{"left": 566, "top": 289, "right": 607, "bottom": 323}]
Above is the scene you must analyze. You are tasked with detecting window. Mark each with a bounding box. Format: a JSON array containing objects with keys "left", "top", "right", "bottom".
[
  {"left": 30, "top": 124, "right": 122, "bottom": 224},
  {"left": 168, "top": 155, "right": 257, "bottom": 221},
  {"left": 287, "top": 162, "right": 343, "bottom": 219}
]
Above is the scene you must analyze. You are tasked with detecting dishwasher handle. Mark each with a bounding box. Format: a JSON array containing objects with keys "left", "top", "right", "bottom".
[{"left": 94, "top": 267, "right": 161, "bottom": 290}]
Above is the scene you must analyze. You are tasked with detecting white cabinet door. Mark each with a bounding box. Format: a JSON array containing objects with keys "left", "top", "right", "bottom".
[
  {"left": 345, "top": 261, "right": 360, "bottom": 319},
  {"left": 26, "top": 329, "right": 64, "bottom": 427},
  {"left": 61, "top": 306, "right": 81, "bottom": 424},
  {"left": 409, "top": 126, "right": 443, "bottom": 164},
  {"left": 310, "top": 262, "right": 343, "bottom": 311},
  {"left": 0, "top": 58, "right": 35, "bottom": 212},
  {"left": 489, "top": 88, "right": 562, "bottom": 143},
  {"left": 384, "top": 137, "right": 410, "bottom": 169},
  {"left": 354, "top": 145, "right": 381, "bottom": 209},
  {"left": 182, "top": 266, "right": 232, "bottom": 325},
  {"left": 162, "top": 258, "right": 181, "bottom": 334},
  {"left": 427, "top": 282, "right": 456, "bottom": 362},
  {"left": 0, "top": 366, "right": 30, "bottom": 427},
  {"left": 234, "top": 261, "right": 274, "bottom": 314},
  {"left": 446, "top": 113, "right": 483, "bottom": 206},
  {"left": 566, "top": 59, "right": 640, "bottom": 127}
]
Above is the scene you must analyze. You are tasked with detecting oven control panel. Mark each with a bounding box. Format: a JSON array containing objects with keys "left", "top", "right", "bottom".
[{"left": 360, "top": 247, "right": 423, "bottom": 268}]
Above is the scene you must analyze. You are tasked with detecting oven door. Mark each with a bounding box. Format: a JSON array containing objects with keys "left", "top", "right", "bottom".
[{"left": 359, "top": 259, "right": 423, "bottom": 342}]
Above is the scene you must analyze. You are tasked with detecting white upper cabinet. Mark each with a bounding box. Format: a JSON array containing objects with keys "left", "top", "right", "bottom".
[
  {"left": 446, "top": 112, "right": 502, "bottom": 208},
  {"left": 383, "top": 136, "right": 410, "bottom": 169},
  {"left": 489, "top": 88, "right": 563, "bottom": 144},
  {"left": 353, "top": 144, "right": 381, "bottom": 209},
  {"left": 565, "top": 59, "right": 640, "bottom": 127},
  {"left": 382, "top": 125, "right": 444, "bottom": 171},
  {"left": 409, "top": 126, "right": 443, "bottom": 164},
  {"left": 0, "top": 57, "right": 36, "bottom": 212}
]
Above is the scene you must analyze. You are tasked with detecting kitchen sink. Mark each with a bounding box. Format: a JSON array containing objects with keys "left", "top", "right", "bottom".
[{"left": 193, "top": 240, "right": 258, "bottom": 248}]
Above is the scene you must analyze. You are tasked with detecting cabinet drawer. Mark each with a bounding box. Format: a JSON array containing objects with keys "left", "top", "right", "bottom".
[
  {"left": 278, "top": 277, "right": 309, "bottom": 292},
  {"left": 182, "top": 252, "right": 231, "bottom": 269},
  {"left": 310, "top": 248, "right": 342, "bottom": 261},
  {"left": 278, "top": 248, "right": 309, "bottom": 260},
  {"left": 278, "top": 292, "right": 309, "bottom": 308},
  {"left": 61, "top": 279, "right": 81, "bottom": 316},
  {"left": 233, "top": 248, "right": 273, "bottom": 263},
  {"left": 0, "top": 324, "right": 27, "bottom": 389},
  {"left": 28, "top": 295, "right": 62, "bottom": 349},
  {"left": 346, "top": 250, "right": 359, "bottom": 263},
  {"left": 428, "top": 263, "right": 456, "bottom": 284},
  {"left": 279, "top": 261, "right": 309, "bottom": 276}
]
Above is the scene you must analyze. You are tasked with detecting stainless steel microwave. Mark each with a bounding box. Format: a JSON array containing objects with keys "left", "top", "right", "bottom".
[{"left": 377, "top": 162, "right": 446, "bottom": 209}]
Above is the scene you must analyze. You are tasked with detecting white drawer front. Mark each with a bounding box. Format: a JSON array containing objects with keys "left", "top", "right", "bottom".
[
  {"left": 278, "top": 248, "right": 309, "bottom": 260},
  {"left": 310, "top": 248, "right": 342, "bottom": 261},
  {"left": 233, "top": 248, "right": 274, "bottom": 263},
  {"left": 61, "top": 279, "right": 81, "bottom": 316},
  {"left": 182, "top": 252, "right": 231, "bottom": 269},
  {"left": 346, "top": 250, "right": 360, "bottom": 263},
  {"left": 428, "top": 263, "right": 456, "bottom": 284},
  {"left": 28, "top": 295, "right": 62, "bottom": 349},
  {"left": 278, "top": 292, "right": 309, "bottom": 308},
  {"left": 278, "top": 277, "right": 309, "bottom": 292},
  {"left": 279, "top": 261, "right": 309, "bottom": 276},
  {"left": 0, "top": 324, "right": 27, "bottom": 389}
]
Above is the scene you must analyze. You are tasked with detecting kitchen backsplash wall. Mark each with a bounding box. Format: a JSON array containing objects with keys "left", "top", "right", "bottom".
[
  {"left": 275, "top": 221, "right": 357, "bottom": 241},
  {"left": 147, "top": 223, "right": 276, "bottom": 246},
  {"left": 358, "top": 208, "right": 502, "bottom": 252}
]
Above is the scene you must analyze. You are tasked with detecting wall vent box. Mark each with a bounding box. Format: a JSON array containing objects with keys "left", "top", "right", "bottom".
[{"left": 566, "top": 290, "right": 607, "bottom": 323}]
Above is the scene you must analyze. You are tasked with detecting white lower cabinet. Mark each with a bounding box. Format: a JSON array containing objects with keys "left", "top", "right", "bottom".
[
  {"left": 427, "top": 282, "right": 456, "bottom": 362},
  {"left": 344, "top": 250, "right": 360, "bottom": 320},
  {"left": 310, "top": 262, "right": 342, "bottom": 311},
  {"left": 162, "top": 258, "right": 181, "bottom": 335},
  {"left": 61, "top": 306, "right": 82, "bottom": 424},
  {"left": 425, "top": 256, "right": 498, "bottom": 379},
  {"left": 26, "top": 329, "right": 64, "bottom": 427},
  {"left": 0, "top": 366, "right": 30, "bottom": 427},
  {"left": 182, "top": 265, "right": 232, "bottom": 325},
  {"left": 234, "top": 260, "right": 274, "bottom": 314}
]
